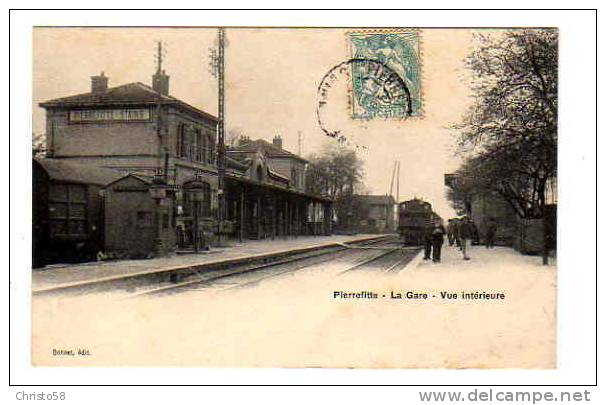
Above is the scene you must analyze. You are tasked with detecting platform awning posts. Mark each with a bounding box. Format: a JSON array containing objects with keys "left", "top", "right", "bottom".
[{"left": 223, "top": 175, "right": 333, "bottom": 240}]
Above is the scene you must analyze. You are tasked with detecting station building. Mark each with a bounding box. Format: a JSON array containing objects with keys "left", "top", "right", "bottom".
[
  {"left": 225, "top": 136, "right": 332, "bottom": 241},
  {"left": 35, "top": 69, "right": 332, "bottom": 264}
]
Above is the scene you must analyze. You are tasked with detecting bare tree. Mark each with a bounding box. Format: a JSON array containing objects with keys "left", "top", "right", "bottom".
[
  {"left": 454, "top": 29, "right": 557, "bottom": 216},
  {"left": 226, "top": 127, "right": 246, "bottom": 147},
  {"left": 450, "top": 29, "right": 558, "bottom": 263}
]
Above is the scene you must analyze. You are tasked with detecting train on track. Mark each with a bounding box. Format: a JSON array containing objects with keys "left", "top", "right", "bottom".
[{"left": 397, "top": 198, "right": 442, "bottom": 246}]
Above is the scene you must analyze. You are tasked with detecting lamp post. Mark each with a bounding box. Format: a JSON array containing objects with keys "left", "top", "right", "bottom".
[{"left": 149, "top": 173, "right": 167, "bottom": 256}]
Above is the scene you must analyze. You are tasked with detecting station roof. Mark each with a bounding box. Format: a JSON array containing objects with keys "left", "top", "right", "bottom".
[
  {"left": 352, "top": 194, "right": 396, "bottom": 205},
  {"left": 39, "top": 82, "right": 218, "bottom": 123},
  {"left": 34, "top": 158, "right": 123, "bottom": 187},
  {"left": 227, "top": 139, "right": 308, "bottom": 163},
  {"left": 226, "top": 173, "right": 332, "bottom": 203}
]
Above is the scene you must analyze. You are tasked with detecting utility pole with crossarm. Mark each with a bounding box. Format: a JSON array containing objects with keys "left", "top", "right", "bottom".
[{"left": 209, "top": 28, "right": 227, "bottom": 245}]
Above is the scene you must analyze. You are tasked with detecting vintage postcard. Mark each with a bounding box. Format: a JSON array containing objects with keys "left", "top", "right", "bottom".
[{"left": 30, "top": 26, "right": 557, "bottom": 368}]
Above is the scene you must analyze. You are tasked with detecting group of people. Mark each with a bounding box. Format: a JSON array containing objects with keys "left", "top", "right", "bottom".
[
  {"left": 446, "top": 216, "right": 480, "bottom": 260},
  {"left": 422, "top": 216, "right": 497, "bottom": 263}
]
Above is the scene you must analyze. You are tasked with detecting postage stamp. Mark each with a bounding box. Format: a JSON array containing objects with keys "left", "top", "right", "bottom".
[{"left": 348, "top": 29, "right": 422, "bottom": 119}]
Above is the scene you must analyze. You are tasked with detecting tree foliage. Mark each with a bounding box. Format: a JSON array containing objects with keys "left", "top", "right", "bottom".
[
  {"left": 449, "top": 29, "right": 558, "bottom": 219},
  {"left": 306, "top": 144, "right": 365, "bottom": 227},
  {"left": 305, "top": 144, "right": 364, "bottom": 199}
]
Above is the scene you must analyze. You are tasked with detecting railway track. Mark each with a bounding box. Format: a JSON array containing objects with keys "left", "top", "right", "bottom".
[
  {"left": 338, "top": 245, "right": 420, "bottom": 274},
  {"left": 32, "top": 235, "right": 421, "bottom": 299},
  {"left": 33, "top": 235, "right": 396, "bottom": 297},
  {"left": 134, "top": 235, "right": 419, "bottom": 297},
  {"left": 130, "top": 235, "right": 401, "bottom": 297}
]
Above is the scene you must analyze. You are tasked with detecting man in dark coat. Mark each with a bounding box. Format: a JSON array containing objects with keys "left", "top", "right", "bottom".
[
  {"left": 453, "top": 218, "right": 462, "bottom": 249},
  {"left": 423, "top": 224, "right": 433, "bottom": 260},
  {"left": 446, "top": 219, "right": 455, "bottom": 246},
  {"left": 431, "top": 223, "right": 446, "bottom": 263}
]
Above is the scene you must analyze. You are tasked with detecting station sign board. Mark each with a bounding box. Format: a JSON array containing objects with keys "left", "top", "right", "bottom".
[{"left": 69, "top": 108, "right": 151, "bottom": 123}]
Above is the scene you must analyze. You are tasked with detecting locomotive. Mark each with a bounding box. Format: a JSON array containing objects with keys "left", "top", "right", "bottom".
[{"left": 397, "top": 198, "right": 442, "bottom": 245}]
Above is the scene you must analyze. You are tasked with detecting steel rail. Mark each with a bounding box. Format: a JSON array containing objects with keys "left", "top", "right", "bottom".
[
  {"left": 132, "top": 235, "right": 399, "bottom": 297},
  {"left": 337, "top": 247, "right": 402, "bottom": 274}
]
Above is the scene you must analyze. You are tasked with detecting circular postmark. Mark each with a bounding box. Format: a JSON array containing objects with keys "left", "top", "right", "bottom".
[{"left": 316, "top": 58, "right": 412, "bottom": 145}]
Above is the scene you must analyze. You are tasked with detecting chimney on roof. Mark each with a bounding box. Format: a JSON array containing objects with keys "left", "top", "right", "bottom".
[
  {"left": 152, "top": 69, "right": 170, "bottom": 96},
  {"left": 91, "top": 72, "right": 108, "bottom": 94},
  {"left": 152, "top": 41, "right": 170, "bottom": 95},
  {"left": 272, "top": 135, "right": 283, "bottom": 149}
]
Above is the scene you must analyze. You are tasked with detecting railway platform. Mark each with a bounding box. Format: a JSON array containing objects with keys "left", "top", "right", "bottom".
[
  {"left": 414, "top": 242, "right": 557, "bottom": 270},
  {"left": 32, "top": 234, "right": 391, "bottom": 294}
]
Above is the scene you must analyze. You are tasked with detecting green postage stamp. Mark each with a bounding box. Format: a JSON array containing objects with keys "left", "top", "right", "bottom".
[{"left": 348, "top": 29, "right": 422, "bottom": 119}]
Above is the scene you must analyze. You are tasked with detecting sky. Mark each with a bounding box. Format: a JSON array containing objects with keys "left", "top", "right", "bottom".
[{"left": 32, "top": 27, "right": 477, "bottom": 219}]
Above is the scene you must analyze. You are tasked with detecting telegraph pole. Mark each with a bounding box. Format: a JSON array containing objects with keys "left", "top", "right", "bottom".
[
  {"left": 217, "top": 28, "right": 226, "bottom": 245},
  {"left": 154, "top": 41, "right": 169, "bottom": 182},
  {"left": 388, "top": 161, "right": 397, "bottom": 198},
  {"left": 396, "top": 160, "right": 400, "bottom": 203}
]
